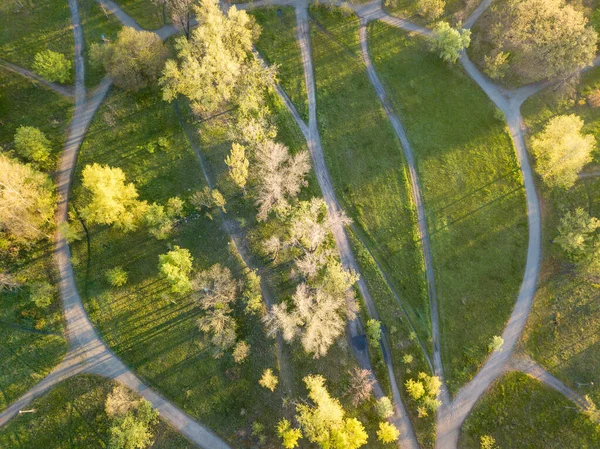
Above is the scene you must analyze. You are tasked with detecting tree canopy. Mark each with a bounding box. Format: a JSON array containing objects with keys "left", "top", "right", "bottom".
[
  {"left": 33, "top": 50, "right": 71, "bottom": 84},
  {"left": 429, "top": 22, "right": 470, "bottom": 64}
]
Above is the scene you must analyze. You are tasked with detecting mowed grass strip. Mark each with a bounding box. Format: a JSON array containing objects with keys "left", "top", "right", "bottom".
[
  {"left": 308, "top": 6, "right": 431, "bottom": 346},
  {"left": 252, "top": 7, "right": 309, "bottom": 122},
  {"left": 0, "top": 374, "right": 194, "bottom": 449},
  {"left": 113, "top": 0, "right": 165, "bottom": 30},
  {"left": 521, "top": 67, "right": 600, "bottom": 405},
  {"left": 71, "top": 86, "right": 281, "bottom": 443},
  {"left": 0, "top": 0, "right": 74, "bottom": 77},
  {"left": 460, "top": 372, "right": 600, "bottom": 448},
  {"left": 383, "top": 0, "right": 480, "bottom": 28},
  {"left": 368, "top": 21, "right": 527, "bottom": 394}
]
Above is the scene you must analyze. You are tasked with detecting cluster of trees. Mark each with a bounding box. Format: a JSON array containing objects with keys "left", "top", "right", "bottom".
[
  {"left": 105, "top": 385, "right": 159, "bottom": 449},
  {"left": 404, "top": 372, "right": 442, "bottom": 418},
  {"left": 474, "top": 0, "right": 598, "bottom": 84}
]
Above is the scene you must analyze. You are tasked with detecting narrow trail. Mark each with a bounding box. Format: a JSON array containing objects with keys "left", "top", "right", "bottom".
[
  {"left": 1, "top": 2, "right": 232, "bottom": 448},
  {"left": 358, "top": 23, "right": 449, "bottom": 406},
  {"left": 0, "top": 59, "right": 74, "bottom": 98},
  {"left": 509, "top": 354, "right": 595, "bottom": 415}
]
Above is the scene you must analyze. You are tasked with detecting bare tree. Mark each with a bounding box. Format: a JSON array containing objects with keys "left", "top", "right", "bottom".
[{"left": 347, "top": 368, "right": 375, "bottom": 407}]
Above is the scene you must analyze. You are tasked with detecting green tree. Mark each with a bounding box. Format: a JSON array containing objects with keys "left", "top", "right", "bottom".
[
  {"left": 225, "top": 142, "right": 249, "bottom": 193},
  {"left": 531, "top": 114, "right": 595, "bottom": 189},
  {"left": 143, "top": 197, "right": 183, "bottom": 240},
  {"left": 259, "top": 368, "right": 279, "bottom": 391},
  {"left": 555, "top": 207, "right": 600, "bottom": 259},
  {"left": 106, "top": 267, "right": 128, "bottom": 287},
  {"left": 277, "top": 419, "right": 302, "bottom": 449},
  {"left": 0, "top": 154, "right": 55, "bottom": 245},
  {"left": 418, "top": 0, "right": 445, "bottom": 20},
  {"left": 296, "top": 375, "right": 368, "bottom": 449},
  {"left": 374, "top": 397, "right": 394, "bottom": 419},
  {"left": 33, "top": 50, "right": 71, "bottom": 83},
  {"left": 158, "top": 246, "right": 193, "bottom": 293},
  {"left": 366, "top": 319, "right": 382, "bottom": 347},
  {"left": 377, "top": 422, "right": 400, "bottom": 444},
  {"left": 405, "top": 378, "right": 426, "bottom": 400},
  {"left": 80, "top": 163, "right": 148, "bottom": 232},
  {"left": 92, "top": 27, "right": 168, "bottom": 91},
  {"left": 14, "top": 126, "right": 52, "bottom": 165},
  {"left": 160, "top": 0, "right": 274, "bottom": 119},
  {"left": 30, "top": 281, "right": 54, "bottom": 309},
  {"left": 232, "top": 340, "right": 250, "bottom": 363},
  {"left": 429, "top": 22, "right": 471, "bottom": 63}
]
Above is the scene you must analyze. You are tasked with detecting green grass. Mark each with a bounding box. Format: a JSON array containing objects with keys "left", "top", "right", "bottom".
[
  {"left": 79, "top": 0, "right": 123, "bottom": 88},
  {"left": 460, "top": 372, "right": 600, "bottom": 448},
  {"left": 0, "top": 374, "right": 194, "bottom": 448},
  {"left": 384, "top": 0, "right": 480, "bottom": 27},
  {"left": 520, "top": 66, "right": 600, "bottom": 405},
  {"left": 71, "top": 86, "right": 283, "bottom": 446},
  {"left": 113, "top": 0, "right": 165, "bottom": 30},
  {"left": 368, "top": 21, "right": 528, "bottom": 394},
  {"left": 307, "top": 6, "right": 431, "bottom": 351},
  {"left": 252, "top": 7, "right": 309, "bottom": 122},
  {"left": 0, "top": 0, "right": 74, "bottom": 79}
]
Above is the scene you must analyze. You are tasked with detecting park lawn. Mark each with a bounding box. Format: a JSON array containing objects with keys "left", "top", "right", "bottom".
[
  {"left": 78, "top": 0, "right": 123, "bottom": 88},
  {"left": 384, "top": 0, "right": 479, "bottom": 27},
  {"left": 0, "top": 0, "right": 74, "bottom": 79},
  {"left": 0, "top": 69, "right": 72, "bottom": 162},
  {"left": 0, "top": 374, "right": 194, "bottom": 449},
  {"left": 368, "top": 21, "right": 528, "bottom": 394},
  {"left": 460, "top": 372, "right": 600, "bottom": 448},
  {"left": 70, "top": 86, "right": 284, "bottom": 446},
  {"left": 520, "top": 66, "right": 600, "bottom": 405},
  {"left": 307, "top": 5, "right": 431, "bottom": 352},
  {"left": 252, "top": 7, "right": 309, "bottom": 122},
  {"left": 114, "top": 0, "right": 165, "bottom": 30}
]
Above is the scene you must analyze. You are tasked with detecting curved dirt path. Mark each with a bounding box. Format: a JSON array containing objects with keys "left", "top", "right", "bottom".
[{"left": 0, "top": 59, "right": 74, "bottom": 98}]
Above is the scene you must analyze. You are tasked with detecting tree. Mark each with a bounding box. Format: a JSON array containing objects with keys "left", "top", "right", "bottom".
[
  {"left": 296, "top": 375, "right": 368, "bottom": 449},
  {"left": 152, "top": 0, "right": 194, "bottom": 37},
  {"left": 91, "top": 27, "right": 168, "bottom": 91},
  {"left": 0, "top": 273, "right": 19, "bottom": 291},
  {"left": 33, "top": 50, "right": 71, "bottom": 83},
  {"left": 225, "top": 142, "right": 249, "bottom": 193},
  {"left": 30, "top": 281, "right": 54, "bottom": 309},
  {"left": 14, "top": 126, "right": 52, "bottom": 165},
  {"left": 418, "top": 0, "right": 445, "bottom": 20},
  {"left": 106, "top": 267, "right": 128, "bottom": 287},
  {"left": 254, "top": 140, "right": 310, "bottom": 220},
  {"left": 160, "top": 0, "right": 275, "bottom": 119},
  {"left": 477, "top": 0, "right": 598, "bottom": 83},
  {"left": 106, "top": 385, "right": 137, "bottom": 418},
  {"left": 190, "top": 187, "right": 227, "bottom": 217},
  {"left": 0, "top": 154, "right": 55, "bottom": 245},
  {"left": 80, "top": 163, "right": 148, "bottom": 232},
  {"left": 483, "top": 50, "right": 509, "bottom": 80},
  {"left": 405, "top": 373, "right": 442, "bottom": 417},
  {"left": 480, "top": 435, "right": 498, "bottom": 449},
  {"left": 277, "top": 419, "right": 302, "bottom": 449},
  {"left": 429, "top": 22, "right": 471, "bottom": 63},
  {"left": 197, "top": 307, "right": 237, "bottom": 355},
  {"left": 532, "top": 114, "right": 595, "bottom": 189},
  {"left": 366, "top": 319, "right": 382, "bottom": 347},
  {"left": 377, "top": 422, "right": 400, "bottom": 444},
  {"left": 374, "top": 397, "right": 394, "bottom": 419},
  {"left": 555, "top": 208, "right": 600, "bottom": 260},
  {"left": 106, "top": 386, "right": 158, "bottom": 449},
  {"left": 242, "top": 269, "right": 264, "bottom": 315},
  {"left": 143, "top": 197, "right": 183, "bottom": 240},
  {"left": 259, "top": 368, "right": 279, "bottom": 391},
  {"left": 158, "top": 246, "right": 193, "bottom": 293},
  {"left": 405, "top": 378, "right": 426, "bottom": 400},
  {"left": 232, "top": 340, "right": 250, "bottom": 363},
  {"left": 347, "top": 368, "right": 375, "bottom": 407}
]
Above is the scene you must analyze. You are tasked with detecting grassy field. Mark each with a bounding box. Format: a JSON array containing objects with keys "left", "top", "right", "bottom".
[
  {"left": 70, "top": 86, "right": 284, "bottom": 447},
  {"left": 460, "top": 372, "right": 600, "bottom": 448},
  {"left": 384, "top": 0, "right": 480, "bottom": 27},
  {"left": 0, "top": 69, "right": 72, "bottom": 412},
  {"left": 307, "top": 5, "right": 430, "bottom": 348},
  {"left": 0, "top": 374, "right": 194, "bottom": 448},
  {"left": 520, "top": 67, "right": 600, "bottom": 405},
  {"left": 252, "top": 7, "right": 309, "bottom": 122},
  {"left": 368, "top": 21, "right": 528, "bottom": 394},
  {"left": 114, "top": 0, "right": 165, "bottom": 29},
  {"left": 79, "top": 0, "right": 123, "bottom": 88},
  {"left": 0, "top": 0, "right": 74, "bottom": 79}
]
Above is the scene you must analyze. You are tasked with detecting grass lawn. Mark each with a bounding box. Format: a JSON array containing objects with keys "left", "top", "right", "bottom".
[
  {"left": 460, "top": 372, "right": 600, "bottom": 448},
  {"left": 113, "top": 0, "right": 165, "bottom": 30},
  {"left": 0, "top": 374, "right": 194, "bottom": 448},
  {"left": 252, "top": 7, "right": 309, "bottom": 122},
  {"left": 384, "top": 0, "right": 480, "bottom": 27},
  {"left": 70, "top": 86, "right": 284, "bottom": 447},
  {"left": 0, "top": 0, "right": 74, "bottom": 80},
  {"left": 0, "top": 69, "right": 72, "bottom": 412},
  {"left": 520, "top": 66, "right": 600, "bottom": 405},
  {"left": 307, "top": 5, "right": 430, "bottom": 351},
  {"left": 368, "top": 21, "right": 528, "bottom": 394},
  {"left": 79, "top": 0, "right": 123, "bottom": 88}
]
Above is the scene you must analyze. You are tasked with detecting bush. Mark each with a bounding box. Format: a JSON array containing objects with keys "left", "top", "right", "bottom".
[
  {"left": 14, "top": 126, "right": 52, "bottom": 164},
  {"left": 259, "top": 368, "right": 278, "bottom": 392},
  {"left": 232, "top": 341, "right": 250, "bottom": 363},
  {"left": 30, "top": 281, "right": 54, "bottom": 309},
  {"left": 105, "top": 266, "right": 128, "bottom": 287},
  {"left": 366, "top": 319, "right": 382, "bottom": 346},
  {"left": 374, "top": 396, "right": 394, "bottom": 419},
  {"left": 33, "top": 50, "right": 72, "bottom": 83}
]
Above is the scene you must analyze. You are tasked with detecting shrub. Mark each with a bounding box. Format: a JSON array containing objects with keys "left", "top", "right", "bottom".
[
  {"left": 105, "top": 266, "right": 128, "bottom": 287},
  {"left": 374, "top": 396, "right": 394, "bottom": 418},
  {"left": 14, "top": 126, "right": 52, "bottom": 164},
  {"left": 259, "top": 368, "right": 278, "bottom": 391}
]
